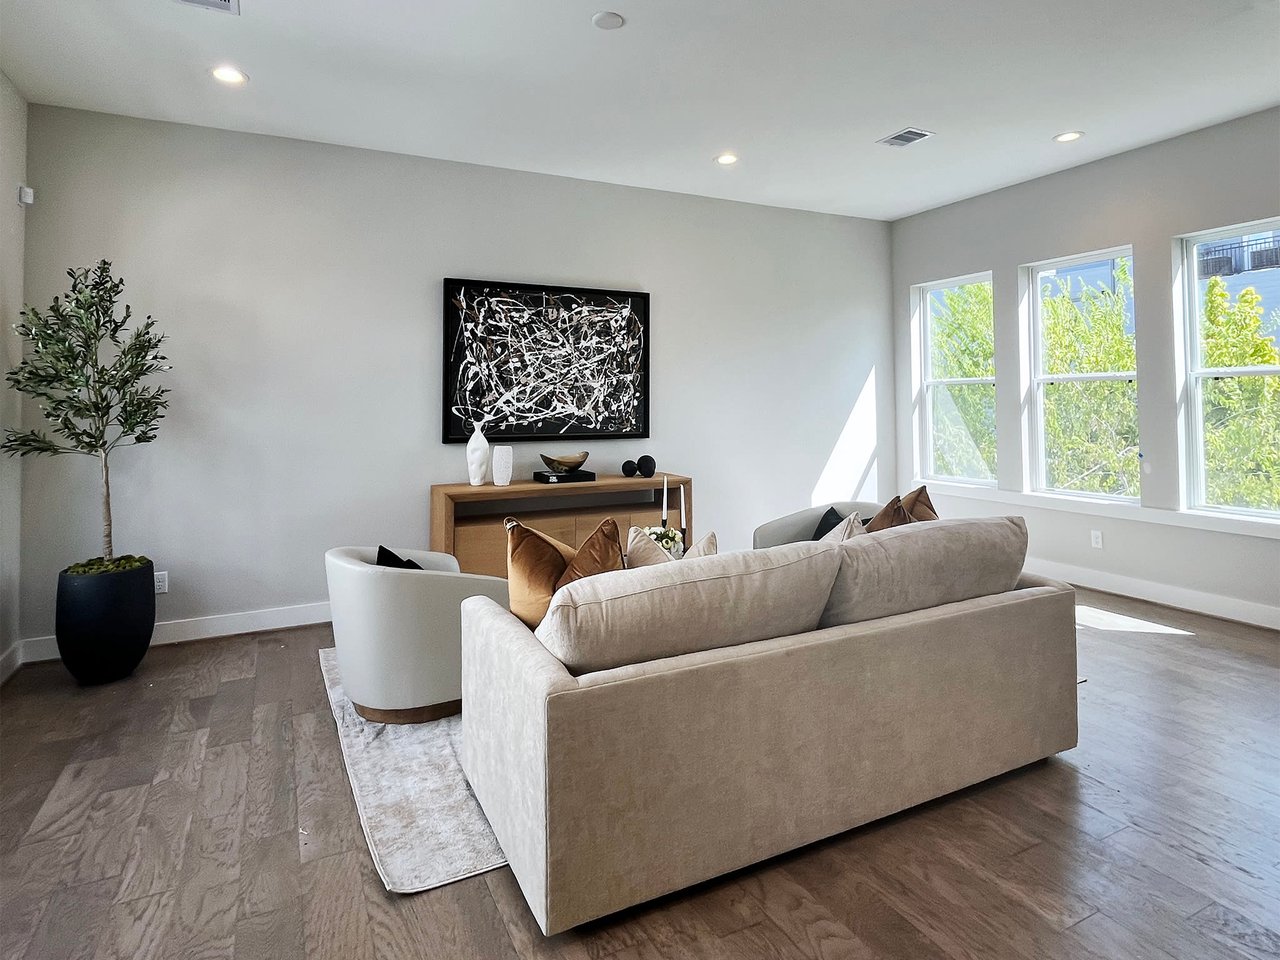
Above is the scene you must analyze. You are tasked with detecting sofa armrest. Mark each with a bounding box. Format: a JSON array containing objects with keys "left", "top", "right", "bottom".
[
  {"left": 459, "top": 596, "right": 575, "bottom": 933},
  {"left": 1016, "top": 571, "right": 1075, "bottom": 594},
  {"left": 753, "top": 501, "right": 883, "bottom": 548}
]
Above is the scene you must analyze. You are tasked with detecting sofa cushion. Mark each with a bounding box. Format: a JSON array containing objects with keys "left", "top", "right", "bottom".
[
  {"left": 819, "top": 516, "right": 1028, "bottom": 628},
  {"left": 817, "top": 512, "right": 867, "bottom": 544},
  {"left": 811, "top": 505, "right": 846, "bottom": 540},
  {"left": 375, "top": 545, "right": 422, "bottom": 570},
  {"left": 865, "top": 496, "right": 914, "bottom": 532},
  {"left": 900, "top": 485, "right": 940, "bottom": 522},
  {"left": 536, "top": 541, "right": 841, "bottom": 674},
  {"left": 626, "top": 527, "right": 719, "bottom": 567},
  {"left": 506, "top": 517, "right": 624, "bottom": 628}
]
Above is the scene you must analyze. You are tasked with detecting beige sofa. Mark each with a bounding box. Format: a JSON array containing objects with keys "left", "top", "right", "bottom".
[{"left": 460, "top": 517, "right": 1078, "bottom": 935}]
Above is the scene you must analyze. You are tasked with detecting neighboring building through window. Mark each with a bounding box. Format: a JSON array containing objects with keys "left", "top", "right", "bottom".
[
  {"left": 1030, "top": 250, "right": 1139, "bottom": 499},
  {"left": 920, "top": 275, "right": 996, "bottom": 483},
  {"left": 1185, "top": 222, "right": 1280, "bottom": 515}
]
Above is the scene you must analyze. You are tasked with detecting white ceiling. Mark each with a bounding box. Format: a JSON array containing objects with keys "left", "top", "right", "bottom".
[{"left": 2, "top": 0, "right": 1278, "bottom": 220}]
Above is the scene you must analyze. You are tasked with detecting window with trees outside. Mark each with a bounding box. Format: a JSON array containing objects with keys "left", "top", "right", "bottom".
[
  {"left": 1031, "top": 251, "right": 1138, "bottom": 499},
  {"left": 920, "top": 275, "right": 996, "bottom": 483},
  {"left": 1185, "top": 222, "right": 1280, "bottom": 516}
]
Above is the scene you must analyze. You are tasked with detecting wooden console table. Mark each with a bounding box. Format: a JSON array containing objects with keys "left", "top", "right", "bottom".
[{"left": 430, "top": 474, "right": 693, "bottom": 577}]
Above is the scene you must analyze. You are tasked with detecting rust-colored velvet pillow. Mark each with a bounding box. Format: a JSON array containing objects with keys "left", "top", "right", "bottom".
[
  {"left": 865, "top": 496, "right": 914, "bottom": 533},
  {"left": 505, "top": 517, "right": 624, "bottom": 628},
  {"left": 901, "top": 485, "right": 939, "bottom": 522}
]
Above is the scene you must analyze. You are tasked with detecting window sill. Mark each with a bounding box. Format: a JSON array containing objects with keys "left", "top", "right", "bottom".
[{"left": 916, "top": 479, "right": 1280, "bottom": 541}]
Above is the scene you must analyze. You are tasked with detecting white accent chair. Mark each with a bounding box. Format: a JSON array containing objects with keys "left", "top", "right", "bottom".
[
  {"left": 324, "top": 547, "right": 509, "bottom": 723},
  {"left": 752, "top": 501, "right": 882, "bottom": 549}
]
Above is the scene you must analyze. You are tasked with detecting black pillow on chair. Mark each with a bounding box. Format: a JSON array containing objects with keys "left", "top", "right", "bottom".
[
  {"left": 375, "top": 545, "right": 422, "bottom": 570},
  {"left": 811, "top": 507, "right": 846, "bottom": 541}
]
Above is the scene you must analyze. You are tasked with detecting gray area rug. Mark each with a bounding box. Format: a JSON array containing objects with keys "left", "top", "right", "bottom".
[{"left": 318, "top": 648, "right": 507, "bottom": 892}]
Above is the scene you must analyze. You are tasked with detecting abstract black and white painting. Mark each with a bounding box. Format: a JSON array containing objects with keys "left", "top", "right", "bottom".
[{"left": 442, "top": 278, "right": 650, "bottom": 443}]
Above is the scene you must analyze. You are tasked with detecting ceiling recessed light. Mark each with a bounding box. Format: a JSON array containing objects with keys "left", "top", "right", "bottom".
[
  {"left": 1053, "top": 130, "right": 1084, "bottom": 143},
  {"left": 715, "top": 153, "right": 738, "bottom": 166},
  {"left": 591, "top": 11, "right": 625, "bottom": 29},
  {"left": 211, "top": 64, "right": 248, "bottom": 85}
]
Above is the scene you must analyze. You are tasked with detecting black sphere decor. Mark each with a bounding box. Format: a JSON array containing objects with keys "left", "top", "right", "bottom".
[
  {"left": 621, "top": 459, "right": 638, "bottom": 477},
  {"left": 637, "top": 455, "right": 656, "bottom": 478},
  {"left": 56, "top": 560, "right": 156, "bottom": 686}
]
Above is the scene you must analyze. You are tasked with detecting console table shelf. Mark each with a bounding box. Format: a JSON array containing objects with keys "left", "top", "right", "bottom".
[{"left": 430, "top": 474, "right": 693, "bottom": 577}]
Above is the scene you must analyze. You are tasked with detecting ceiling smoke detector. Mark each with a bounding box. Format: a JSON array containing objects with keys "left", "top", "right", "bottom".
[
  {"left": 877, "top": 127, "right": 933, "bottom": 147},
  {"left": 176, "top": 0, "right": 240, "bottom": 14}
]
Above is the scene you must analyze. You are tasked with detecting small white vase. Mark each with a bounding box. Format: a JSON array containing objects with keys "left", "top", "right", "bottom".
[
  {"left": 492, "top": 445, "right": 513, "bottom": 487},
  {"left": 466, "top": 421, "right": 490, "bottom": 485}
]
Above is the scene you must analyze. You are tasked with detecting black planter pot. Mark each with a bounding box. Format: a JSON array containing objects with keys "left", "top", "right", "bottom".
[{"left": 56, "top": 560, "right": 156, "bottom": 686}]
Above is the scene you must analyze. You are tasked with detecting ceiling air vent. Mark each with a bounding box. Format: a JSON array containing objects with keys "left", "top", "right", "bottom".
[
  {"left": 176, "top": 0, "right": 240, "bottom": 14},
  {"left": 878, "top": 127, "right": 933, "bottom": 147}
]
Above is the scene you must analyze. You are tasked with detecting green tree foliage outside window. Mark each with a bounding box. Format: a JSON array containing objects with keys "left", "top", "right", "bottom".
[
  {"left": 926, "top": 281, "right": 996, "bottom": 481},
  {"left": 1036, "top": 257, "right": 1138, "bottom": 498},
  {"left": 1196, "top": 277, "right": 1280, "bottom": 512},
  {"left": 926, "top": 261, "right": 1279, "bottom": 512}
]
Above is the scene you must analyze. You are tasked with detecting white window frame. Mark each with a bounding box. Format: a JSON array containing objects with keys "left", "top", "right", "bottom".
[
  {"left": 1028, "top": 246, "right": 1137, "bottom": 501},
  {"left": 917, "top": 272, "right": 997, "bottom": 486},
  {"left": 1182, "top": 218, "right": 1280, "bottom": 519}
]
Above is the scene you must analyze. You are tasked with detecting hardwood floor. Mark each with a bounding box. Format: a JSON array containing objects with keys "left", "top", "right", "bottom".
[{"left": 1, "top": 590, "right": 1277, "bottom": 960}]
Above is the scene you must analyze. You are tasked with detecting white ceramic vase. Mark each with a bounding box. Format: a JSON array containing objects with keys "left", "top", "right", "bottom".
[
  {"left": 492, "top": 445, "right": 513, "bottom": 487},
  {"left": 466, "top": 421, "right": 490, "bottom": 485}
]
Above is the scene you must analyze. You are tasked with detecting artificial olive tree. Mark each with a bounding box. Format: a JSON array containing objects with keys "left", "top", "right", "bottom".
[{"left": 2, "top": 261, "right": 170, "bottom": 566}]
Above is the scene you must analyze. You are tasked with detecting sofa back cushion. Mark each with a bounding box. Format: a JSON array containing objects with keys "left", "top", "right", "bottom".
[
  {"left": 819, "top": 516, "right": 1028, "bottom": 628},
  {"left": 535, "top": 542, "right": 841, "bottom": 674}
]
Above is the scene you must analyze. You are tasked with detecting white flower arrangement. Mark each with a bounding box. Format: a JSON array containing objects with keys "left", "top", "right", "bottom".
[{"left": 643, "top": 526, "right": 684, "bottom": 558}]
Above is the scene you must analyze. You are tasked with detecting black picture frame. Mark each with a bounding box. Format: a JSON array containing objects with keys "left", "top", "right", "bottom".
[{"left": 441, "top": 278, "right": 651, "bottom": 444}]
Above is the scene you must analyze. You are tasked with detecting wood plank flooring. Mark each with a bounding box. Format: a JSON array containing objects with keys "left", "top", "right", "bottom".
[{"left": 1, "top": 590, "right": 1277, "bottom": 959}]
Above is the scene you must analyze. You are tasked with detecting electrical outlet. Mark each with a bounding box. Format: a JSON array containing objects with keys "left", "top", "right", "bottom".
[
  {"left": 1090, "top": 530, "right": 1103, "bottom": 549},
  {"left": 154, "top": 571, "right": 169, "bottom": 594}
]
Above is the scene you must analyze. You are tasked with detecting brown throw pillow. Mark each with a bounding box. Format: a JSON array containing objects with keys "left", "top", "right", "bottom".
[
  {"left": 865, "top": 496, "right": 914, "bottom": 533},
  {"left": 506, "top": 517, "right": 624, "bottom": 627},
  {"left": 901, "top": 485, "right": 939, "bottom": 522}
]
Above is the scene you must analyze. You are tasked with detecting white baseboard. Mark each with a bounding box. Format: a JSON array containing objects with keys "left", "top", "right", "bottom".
[
  {"left": 1026, "top": 558, "right": 1280, "bottom": 631},
  {"left": 0, "top": 642, "right": 21, "bottom": 685},
  {"left": 19, "top": 600, "right": 332, "bottom": 665}
]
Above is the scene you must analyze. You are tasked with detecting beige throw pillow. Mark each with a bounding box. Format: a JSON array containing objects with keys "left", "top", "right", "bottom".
[
  {"left": 818, "top": 512, "right": 867, "bottom": 543},
  {"left": 626, "top": 526, "right": 718, "bottom": 567}
]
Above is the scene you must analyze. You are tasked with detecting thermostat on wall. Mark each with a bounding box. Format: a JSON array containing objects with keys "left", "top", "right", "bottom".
[{"left": 17, "top": 186, "right": 34, "bottom": 207}]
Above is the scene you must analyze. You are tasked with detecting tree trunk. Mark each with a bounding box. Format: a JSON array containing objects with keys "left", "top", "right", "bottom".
[{"left": 101, "top": 452, "right": 114, "bottom": 561}]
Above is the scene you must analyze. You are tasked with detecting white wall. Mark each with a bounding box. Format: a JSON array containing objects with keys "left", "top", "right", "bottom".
[
  {"left": 892, "top": 108, "right": 1280, "bottom": 627},
  {"left": 0, "top": 73, "right": 27, "bottom": 680},
  {"left": 18, "top": 106, "right": 893, "bottom": 648}
]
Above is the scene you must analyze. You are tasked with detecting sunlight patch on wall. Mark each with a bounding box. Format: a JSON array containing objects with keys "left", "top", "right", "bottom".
[{"left": 812, "top": 369, "right": 878, "bottom": 506}]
